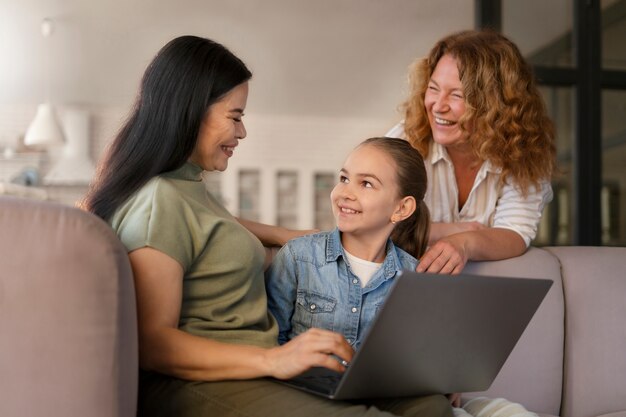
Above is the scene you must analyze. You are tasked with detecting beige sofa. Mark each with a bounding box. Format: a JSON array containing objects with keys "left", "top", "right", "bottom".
[
  {"left": 0, "top": 196, "right": 624, "bottom": 417},
  {"left": 0, "top": 196, "right": 137, "bottom": 417},
  {"left": 463, "top": 245, "right": 626, "bottom": 417}
]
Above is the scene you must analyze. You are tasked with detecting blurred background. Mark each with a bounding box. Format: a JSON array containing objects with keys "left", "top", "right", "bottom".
[{"left": 0, "top": 0, "right": 624, "bottom": 247}]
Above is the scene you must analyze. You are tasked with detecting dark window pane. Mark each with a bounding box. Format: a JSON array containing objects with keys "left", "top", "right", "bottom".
[
  {"left": 503, "top": 0, "right": 574, "bottom": 68},
  {"left": 602, "top": 89, "right": 626, "bottom": 246},
  {"left": 601, "top": 0, "right": 626, "bottom": 71},
  {"left": 535, "top": 86, "right": 576, "bottom": 246}
]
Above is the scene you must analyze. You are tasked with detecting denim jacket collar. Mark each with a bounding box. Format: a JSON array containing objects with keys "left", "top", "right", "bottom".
[{"left": 325, "top": 228, "right": 405, "bottom": 281}]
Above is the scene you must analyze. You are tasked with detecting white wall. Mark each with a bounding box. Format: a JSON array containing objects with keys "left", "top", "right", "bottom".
[
  {"left": 0, "top": 0, "right": 474, "bottom": 222},
  {"left": 0, "top": 0, "right": 474, "bottom": 115}
]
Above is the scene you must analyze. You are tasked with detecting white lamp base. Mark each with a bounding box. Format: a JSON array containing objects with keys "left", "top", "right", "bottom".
[{"left": 43, "top": 108, "right": 95, "bottom": 185}]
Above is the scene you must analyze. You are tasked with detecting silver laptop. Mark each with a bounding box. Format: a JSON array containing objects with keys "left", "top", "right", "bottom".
[{"left": 277, "top": 271, "right": 552, "bottom": 400}]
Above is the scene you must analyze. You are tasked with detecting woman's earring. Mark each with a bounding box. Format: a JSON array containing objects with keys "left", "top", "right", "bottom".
[{"left": 391, "top": 218, "right": 397, "bottom": 224}]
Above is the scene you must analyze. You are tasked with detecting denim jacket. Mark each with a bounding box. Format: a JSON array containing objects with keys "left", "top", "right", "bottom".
[{"left": 265, "top": 228, "right": 418, "bottom": 350}]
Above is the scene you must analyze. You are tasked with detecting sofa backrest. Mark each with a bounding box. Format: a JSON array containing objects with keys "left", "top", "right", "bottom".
[
  {"left": 0, "top": 196, "right": 137, "bottom": 417},
  {"left": 462, "top": 247, "right": 565, "bottom": 416},
  {"left": 546, "top": 246, "right": 626, "bottom": 417}
]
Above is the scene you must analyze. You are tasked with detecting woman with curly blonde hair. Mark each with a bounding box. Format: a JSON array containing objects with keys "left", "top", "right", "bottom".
[{"left": 387, "top": 29, "right": 556, "bottom": 274}]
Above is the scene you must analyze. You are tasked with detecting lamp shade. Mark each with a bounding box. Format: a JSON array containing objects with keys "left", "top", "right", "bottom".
[{"left": 24, "top": 103, "right": 64, "bottom": 147}]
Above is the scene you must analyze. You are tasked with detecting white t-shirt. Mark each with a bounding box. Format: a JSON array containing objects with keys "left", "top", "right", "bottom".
[
  {"left": 386, "top": 122, "right": 553, "bottom": 247},
  {"left": 344, "top": 250, "right": 383, "bottom": 287}
]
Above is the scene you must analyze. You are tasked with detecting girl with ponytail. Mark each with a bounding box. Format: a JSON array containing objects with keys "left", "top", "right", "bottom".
[{"left": 266, "top": 137, "right": 430, "bottom": 350}]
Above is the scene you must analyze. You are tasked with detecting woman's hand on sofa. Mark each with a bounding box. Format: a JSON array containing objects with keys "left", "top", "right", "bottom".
[
  {"left": 417, "top": 234, "right": 470, "bottom": 275},
  {"left": 417, "top": 228, "right": 526, "bottom": 275}
]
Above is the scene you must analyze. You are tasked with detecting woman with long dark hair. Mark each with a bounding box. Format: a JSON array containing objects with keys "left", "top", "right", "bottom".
[{"left": 83, "top": 35, "right": 451, "bottom": 417}]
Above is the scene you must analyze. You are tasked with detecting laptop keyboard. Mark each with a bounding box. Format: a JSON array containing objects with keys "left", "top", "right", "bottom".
[{"left": 288, "top": 367, "right": 343, "bottom": 395}]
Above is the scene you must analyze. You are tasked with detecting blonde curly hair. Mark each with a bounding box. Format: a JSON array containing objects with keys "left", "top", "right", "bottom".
[{"left": 401, "top": 30, "right": 556, "bottom": 195}]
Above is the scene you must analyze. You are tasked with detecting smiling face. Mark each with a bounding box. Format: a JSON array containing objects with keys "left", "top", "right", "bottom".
[
  {"left": 189, "top": 82, "right": 248, "bottom": 171},
  {"left": 424, "top": 54, "right": 470, "bottom": 150},
  {"left": 330, "top": 144, "right": 403, "bottom": 241}
]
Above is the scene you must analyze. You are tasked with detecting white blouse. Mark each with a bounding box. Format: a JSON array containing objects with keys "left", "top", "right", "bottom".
[{"left": 386, "top": 123, "right": 553, "bottom": 247}]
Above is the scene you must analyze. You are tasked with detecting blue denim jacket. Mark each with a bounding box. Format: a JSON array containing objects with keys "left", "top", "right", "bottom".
[{"left": 265, "top": 228, "right": 418, "bottom": 350}]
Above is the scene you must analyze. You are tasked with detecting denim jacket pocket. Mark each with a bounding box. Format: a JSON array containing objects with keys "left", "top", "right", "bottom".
[{"left": 293, "top": 290, "right": 337, "bottom": 334}]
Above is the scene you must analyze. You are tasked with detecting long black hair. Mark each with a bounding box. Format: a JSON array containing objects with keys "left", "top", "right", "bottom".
[{"left": 82, "top": 35, "right": 252, "bottom": 221}]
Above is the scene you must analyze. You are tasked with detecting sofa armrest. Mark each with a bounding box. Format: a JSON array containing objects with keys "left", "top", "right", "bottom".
[
  {"left": 546, "top": 246, "right": 626, "bottom": 417},
  {"left": 462, "top": 247, "right": 565, "bottom": 416},
  {"left": 0, "top": 197, "right": 137, "bottom": 417}
]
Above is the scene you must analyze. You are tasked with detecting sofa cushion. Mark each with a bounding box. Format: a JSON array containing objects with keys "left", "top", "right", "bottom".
[
  {"left": 0, "top": 197, "right": 137, "bottom": 417},
  {"left": 462, "top": 247, "right": 564, "bottom": 416},
  {"left": 546, "top": 247, "right": 626, "bottom": 417}
]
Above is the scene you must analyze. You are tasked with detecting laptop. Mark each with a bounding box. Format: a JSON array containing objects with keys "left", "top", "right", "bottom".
[{"left": 277, "top": 271, "right": 552, "bottom": 400}]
